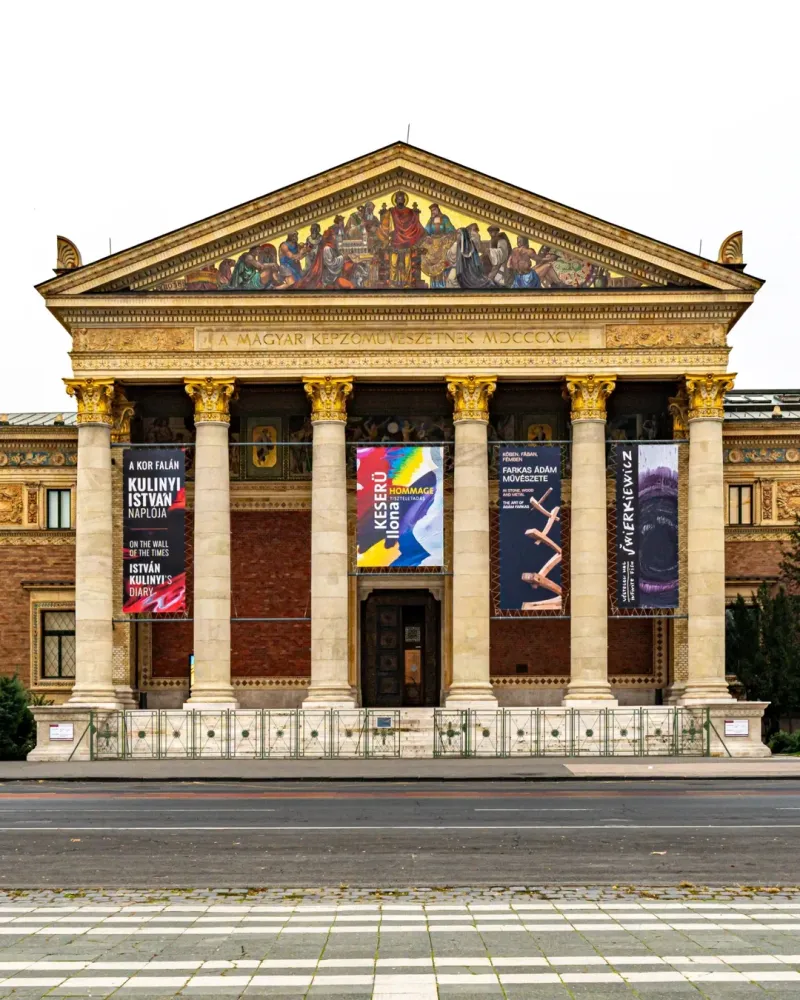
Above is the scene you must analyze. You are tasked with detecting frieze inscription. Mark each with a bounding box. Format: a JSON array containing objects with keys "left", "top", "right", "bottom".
[{"left": 195, "top": 328, "right": 605, "bottom": 352}]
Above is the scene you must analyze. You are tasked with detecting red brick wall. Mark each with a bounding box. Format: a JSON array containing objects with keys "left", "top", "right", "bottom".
[
  {"left": 490, "top": 619, "right": 570, "bottom": 676},
  {"left": 0, "top": 542, "right": 75, "bottom": 683},
  {"left": 608, "top": 618, "right": 653, "bottom": 677},
  {"left": 726, "top": 539, "right": 785, "bottom": 580},
  {"left": 230, "top": 511, "right": 311, "bottom": 678},
  {"left": 150, "top": 510, "right": 311, "bottom": 681}
]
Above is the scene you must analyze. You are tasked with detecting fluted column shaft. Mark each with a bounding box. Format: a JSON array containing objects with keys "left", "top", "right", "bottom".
[
  {"left": 563, "top": 375, "right": 617, "bottom": 705},
  {"left": 681, "top": 373, "right": 736, "bottom": 704},
  {"left": 303, "top": 377, "right": 355, "bottom": 706},
  {"left": 446, "top": 376, "right": 497, "bottom": 705},
  {"left": 65, "top": 379, "right": 120, "bottom": 708},
  {"left": 184, "top": 378, "right": 237, "bottom": 707}
]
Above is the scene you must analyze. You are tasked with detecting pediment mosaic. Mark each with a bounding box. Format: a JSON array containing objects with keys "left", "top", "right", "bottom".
[{"left": 152, "top": 188, "right": 650, "bottom": 294}]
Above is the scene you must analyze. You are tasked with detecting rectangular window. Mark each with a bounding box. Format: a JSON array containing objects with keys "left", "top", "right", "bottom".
[
  {"left": 41, "top": 610, "right": 76, "bottom": 679},
  {"left": 728, "top": 484, "right": 753, "bottom": 525},
  {"left": 46, "top": 489, "right": 71, "bottom": 529}
]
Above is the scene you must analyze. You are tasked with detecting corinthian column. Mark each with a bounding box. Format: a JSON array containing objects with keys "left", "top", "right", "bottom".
[
  {"left": 680, "top": 373, "right": 736, "bottom": 703},
  {"left": 563, "top": 374, "right": 617, "bottom": 705},
  {"left": 303, "top": 376, "right": 355, "bottom": 707},
  {"left": 64, "top": 378, "right": 120, "bottom": 708},
  {"left": 110, "top": 388, "right": 138, "bottom": 709},
  {"left": 184, "top": 377, "right": 237, "bottom": 707},
  {"left": 446, "top": 375, "right": 497, "bottom": 705}
]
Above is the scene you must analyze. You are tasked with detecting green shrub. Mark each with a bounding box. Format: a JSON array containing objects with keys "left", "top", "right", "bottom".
[
  {"left": 0, "top": 675, "right": 36, "bottom": 760},
  {"left": 768, "top": 730, "right": 800, "bottom": 755}
]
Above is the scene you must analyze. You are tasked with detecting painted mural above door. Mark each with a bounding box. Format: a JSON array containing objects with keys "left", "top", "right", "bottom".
[{"left": 153, "top": 189, "right": 649, "bottom": 293}]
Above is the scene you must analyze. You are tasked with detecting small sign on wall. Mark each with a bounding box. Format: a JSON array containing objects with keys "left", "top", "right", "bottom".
[
  {"left": 49, "top": 723, "right": 74, "bottom": 741},
  {"left": 724, "top": 719, "right": 750, "bottom": 737}
]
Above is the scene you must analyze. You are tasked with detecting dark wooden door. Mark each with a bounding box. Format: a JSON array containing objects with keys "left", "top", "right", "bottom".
[{"left": 361, "top": 591, "right": 440, "bottom": 708}]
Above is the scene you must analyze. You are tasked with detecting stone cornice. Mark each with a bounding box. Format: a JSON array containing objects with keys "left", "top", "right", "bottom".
[
  {"left": 37, "top": 144, "right": 761, "bottom": 297},
  {"left": 70, "top": 348, "right": 731, "bottom": 378}
]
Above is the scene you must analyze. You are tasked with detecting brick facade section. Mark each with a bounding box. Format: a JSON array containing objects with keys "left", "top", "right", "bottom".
[
  {"left": 0, "top": 542, "right": 75, "bottom": 682},
  {"left": 151, "top": 510, "right": 311, "bottom": 680},
  {"left": 489, "top": 618, "right": 653, "bottom": 678},
  {"left": 726, "top": 539, "right": 785, "bottom": 580}
]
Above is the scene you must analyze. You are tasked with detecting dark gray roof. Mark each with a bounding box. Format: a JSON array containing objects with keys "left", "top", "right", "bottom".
[
  {"left": 725, "top": 391, "right": 800, "bottom": 421},
  {"left": 0, "top": 412, "right": 78, "bottom": 427}
]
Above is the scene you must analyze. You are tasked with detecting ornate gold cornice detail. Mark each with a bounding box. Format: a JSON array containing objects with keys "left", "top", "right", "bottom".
[
  {"left": 564, "top": 374, "right": 616, "bottom": 421},
  {"left": 606, "top": 324, "right": 727, "bottom": 348},
  {"left": 303, "top": 376, "right": 353, "bottom": 422},
  {"left": 718, "top": 231, "right": 744, "bottom": 266},
  {"left": 110, "top": 387, "right": 135, "bottom": 444},
  {"left": 70, "top": 348, "right": 730, "bottom": 376},
  {"left": 447, "top": 375, "right": 497, "bottom": 423},
  {"left": 64, "top": 378, "right": 115, "bottom": 426},
  {"left": 668, "top": 385, "right": 689, "bottom": 437},
  {"left": 184, "top": 377, "right": 237, "bottom": 423},
  {"left": 685, "top": 372, "right": 736, "bottom": 421}
]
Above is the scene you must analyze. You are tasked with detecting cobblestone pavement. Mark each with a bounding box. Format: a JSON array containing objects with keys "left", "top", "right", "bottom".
[{"left": 1, "top": 887, "right": 800, "bottom": 998}]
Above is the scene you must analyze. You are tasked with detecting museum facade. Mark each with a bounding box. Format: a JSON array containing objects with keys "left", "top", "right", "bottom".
[{"left": 2, "top": 143, "right": 795, "bottom": 739}]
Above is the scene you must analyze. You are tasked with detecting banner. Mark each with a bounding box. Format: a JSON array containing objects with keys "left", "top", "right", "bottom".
[
  {"left": 616, "top": 443, "right": 679, "bottom": 608},
  {"left": 122, "top": 448, "right": 186, "bottom": 613},
  {"left": 356, "top": 446, "right": 443, "bottom": 567},
  {"left": 499, "top": 446, "right": 562, "bottom": 610}
]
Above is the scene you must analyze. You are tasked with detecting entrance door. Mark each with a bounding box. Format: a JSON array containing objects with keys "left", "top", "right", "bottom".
[{"left": 361, "top": 591, "right": 441, "bottom": 707}]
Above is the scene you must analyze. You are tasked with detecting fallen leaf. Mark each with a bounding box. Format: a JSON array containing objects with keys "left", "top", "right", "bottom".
[{"left": 70, "top": 838, "right": 81, "bottom": 843}]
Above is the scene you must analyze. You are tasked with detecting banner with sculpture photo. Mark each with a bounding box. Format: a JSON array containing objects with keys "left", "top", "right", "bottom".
[
  {"left": 498, "top": 446, "right": 562, "bottom": 610},
  {"left": 615, "top": 443, "right": 679, "bottom": 609},
  {"left": 356, "top": 446, "right": 443, "bottom": 567},
  {"left": 122, "top": 448, "right": 186, "bottom": 613}
]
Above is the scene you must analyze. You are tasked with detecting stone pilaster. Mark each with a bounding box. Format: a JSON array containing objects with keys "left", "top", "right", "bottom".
[
  {"left": 446, "top": 375, "right": 497, "bottom": 705},
  {"left": 303, "top": 376, "right": 355, "bottom": 706},
  {"left": 680, "top": 373, "right": 736, "bottom": 704},
  {"left": 562, "top": 374, "right": 617, "bottom": 705},
  {"left": 110, "top": 388, "right": 138, "bottom": 708},
  {"left": 183, "top": 377, "right": 237, "bottom": 707},
  {"left": 63, "top": 378, "right": 120, "bottom": 708}
]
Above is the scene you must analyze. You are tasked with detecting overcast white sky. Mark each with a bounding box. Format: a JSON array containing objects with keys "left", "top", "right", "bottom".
[{"left": 2, "top": 1, "right": 797, "bottom": 412}]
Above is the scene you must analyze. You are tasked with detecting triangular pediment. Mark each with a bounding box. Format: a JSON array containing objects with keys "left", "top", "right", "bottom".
[{"left": 37, "top": 143, "right": 762, "bottom": 298}]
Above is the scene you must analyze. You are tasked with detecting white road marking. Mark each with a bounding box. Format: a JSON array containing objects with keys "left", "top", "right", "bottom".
[
  {"left": 474, "top": 808, "right": 591, "bottom": 812},
  {"left": 2, "top": 823, "right": 800, "bottom": 831}
]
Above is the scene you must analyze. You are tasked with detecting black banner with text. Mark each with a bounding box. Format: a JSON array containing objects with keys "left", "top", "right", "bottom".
[
  {"left": 122, "top": 448, "right": 186, "bottom": 614},
  {"left": 615, "top": 443, "right": 679, "bottom": 609}
]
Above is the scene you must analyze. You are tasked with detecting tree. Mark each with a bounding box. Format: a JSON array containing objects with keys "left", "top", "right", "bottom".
[
  {"left": 726, "top": 585, "right": 800, "bottom": 736},
  {"left": 0, "top": 675, "right": 36, "bottom": 761},
  {"left": 780, "top": 514, "right": 800, "bottom": 595}
]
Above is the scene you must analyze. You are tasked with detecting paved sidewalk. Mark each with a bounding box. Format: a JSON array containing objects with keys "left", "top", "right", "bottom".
[
  {"left": 2, "top": 756, "right": 800, "bottom": 781},
  {"left": 2, "top": 887, "right": 800, "bottom": 998}
]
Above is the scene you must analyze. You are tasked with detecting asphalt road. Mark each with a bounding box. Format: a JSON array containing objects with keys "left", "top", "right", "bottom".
[{"left": 1, "top": 779, "right": 798, "bottom": 887}]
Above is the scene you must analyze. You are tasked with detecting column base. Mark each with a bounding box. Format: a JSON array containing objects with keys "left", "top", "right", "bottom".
[
  {"left": 303, "top": 683, "right": 357, "bottom": 709},
  {"left": 562, "top": 681, "right": 617, "bottom": 706},
  {"left": 67, "top": 687, "right": 123, "bottom": 710},
  {"left": 446, "top": 682, "right": 497, "bottom": 707},
  {"left": 663, "top": 682, "right": 687, "bottom": 705},
  {"left": 677, "top": 683, "right": 734, "bottom": 705},
  {"left": 115, "top": 686, "right": 138, "bottom": 710},
  {"left": 184, "top": 684, "right": 239, "bottom": 709}
]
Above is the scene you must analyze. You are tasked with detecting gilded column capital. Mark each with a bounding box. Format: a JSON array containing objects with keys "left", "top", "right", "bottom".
[
  {"left": 110, "top": 387, "right": 136, "bottom": 444},
  {"left": 668, "top": 385, "right": 689, "bottom": 438},
  {"left": 564, "top": 374, "right": 616, "bottom": 421},
  {"left": 184, "top": 377, "right": 237, "bottom": 424},
  {"left": 64, "top": 378, "right": 115, "bottom": 426},
  {"left": 303, "top": 376, "right": 353, "bottom": 422},
  {"left": 446, "top": 375, "right": 497, "bottom": 423},
  {"left": 684, "top": 372, "right": 736, "bottom": 421}
]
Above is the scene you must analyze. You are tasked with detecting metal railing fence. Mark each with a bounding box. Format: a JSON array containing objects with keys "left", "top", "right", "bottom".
[{"left": 89, "top": 707, "right": 709, "bottom": 759}]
